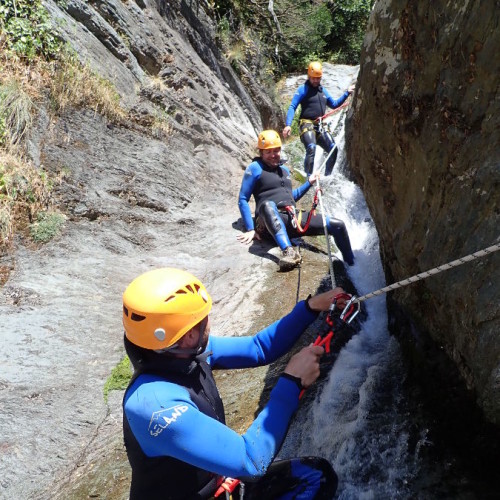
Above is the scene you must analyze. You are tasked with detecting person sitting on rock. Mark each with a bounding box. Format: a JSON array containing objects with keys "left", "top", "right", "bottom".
[
  {"left": 122, "top": 267, "right": 346, "bottom": 499},
  {"left": 283, "top": 61, "right": 355, "bottom": 176},
  {"left": 237, "top": 129, "right": 355, "bottom": 270}
]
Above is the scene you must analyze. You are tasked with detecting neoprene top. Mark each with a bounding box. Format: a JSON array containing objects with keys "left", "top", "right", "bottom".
[
  {"left": 238, "top": 158, "right": 312, "bottom": 231},
  {"left": 285, "top": 81, "right": 349, "bottom": 126},
  {"left": 123, "top": 300, "right": 318, "bottom": 480}
]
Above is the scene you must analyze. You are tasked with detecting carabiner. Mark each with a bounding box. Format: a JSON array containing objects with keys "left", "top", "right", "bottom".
[{"left": 340, "top": 296, "right": 360, "bottom": 324}]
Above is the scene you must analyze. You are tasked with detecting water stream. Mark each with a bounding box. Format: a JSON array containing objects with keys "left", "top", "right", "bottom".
[{"left": 279, "top": 66, "right": 493, "bottom": 499}]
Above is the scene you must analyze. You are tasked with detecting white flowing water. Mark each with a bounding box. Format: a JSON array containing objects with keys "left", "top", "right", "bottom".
[
  {"left": 282, "top": 136, "right": 426, "bottom": 499},
  {"left": 279, "top": 64, "right": 498, "bottom": 499},
  {"left": 280, "top": 66, "right": 430, "bottom": 498}
]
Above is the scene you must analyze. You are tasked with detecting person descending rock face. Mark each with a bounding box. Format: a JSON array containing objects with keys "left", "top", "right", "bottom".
[
  {"left": 122, "top": 267, "right": 346, "bottom": 500},
  {"left": 283, "top": 61, "right": 355, "bottom": 176},
  {"left": 237, "top": 130, "right": 355, "bottom": 270}
]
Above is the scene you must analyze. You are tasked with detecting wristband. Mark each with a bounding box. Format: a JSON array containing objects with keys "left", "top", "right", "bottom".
[
  {"left": 305, "top": 294, "right": 319, "bottom": 315},
  {"left": 281, "top": 372, "right": 303, "bottom": 390}
]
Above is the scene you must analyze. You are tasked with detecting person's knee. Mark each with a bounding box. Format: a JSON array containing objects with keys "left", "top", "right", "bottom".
[
  {"left": 328, "top": 218, "right": 354, "bottom": 265},
  {"left": 259, "top": 201, "right": 282, "bottom": 234},
  {"left": 306, "top": 143, "right": 316, "bottom": 156},
  {"left": 328, "top": 218, "right": 347, "bottom": 235}
]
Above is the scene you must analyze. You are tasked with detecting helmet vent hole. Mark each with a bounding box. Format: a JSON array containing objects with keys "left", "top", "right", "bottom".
[
  {"left": 131, "top": 313, "right": 146, "bottom": 321},
  {"left": 123, "top": 306, "right": 129, "bottom": 317},
  {"left": 186, "top": 284, "right": 195, "bottom": 294}
]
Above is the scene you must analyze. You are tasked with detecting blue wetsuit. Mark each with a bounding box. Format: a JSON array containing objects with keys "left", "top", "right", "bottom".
[
  {"left": 123, "top": 301, "right": 337, "bottom": 499},
  {"left": 238, "top": 158, "right": 354, "bottom": 265},
  {"left": 286, "top": 81, "right": 350, "bottom": 175}
]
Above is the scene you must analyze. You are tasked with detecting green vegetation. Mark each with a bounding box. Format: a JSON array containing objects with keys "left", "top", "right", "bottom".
[
  {"left": 0, "top": 78, "right": 33, "bottom": 147},
  {"left": 103, "top": 356, "right": 132, "bottom": 403},
  {"left": 30, "top": 211, "right": 66, "bottom": 243},
  {"left": 0, "top": 0, "right": 126, "bottom": 251},
  {"left": 0, "top": 154, "right": 57, "bottom": 246},
  {"left": 49, "top": 48, "right": 126, "bottom": 123},
  {"left": 0, "top": 0, "right": 62, "bottom": 60},
  {"left": 213, "top": 0, "right": 374, "bottom": 75}
]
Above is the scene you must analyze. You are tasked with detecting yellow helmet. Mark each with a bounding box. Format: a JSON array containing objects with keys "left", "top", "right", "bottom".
[
  {"left": 307, "top": 61, "right": 323, "bottom": 78},
  {"left": 257, "top": 130, "right": 282, "bottom": 150},
  {"left": 123, "top": 268, "right": 212, "bottom": 350}
]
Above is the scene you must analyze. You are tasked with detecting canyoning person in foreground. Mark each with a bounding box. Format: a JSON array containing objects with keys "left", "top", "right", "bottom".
[
  {"left": 122, "top": 267, "right": 347, "bottom": 499},
  {"left": 237, "top": 129, "right": 355, "bottom": 270},
  {"left": 283, "top": 61, "right": 355, "bottom": 176}
]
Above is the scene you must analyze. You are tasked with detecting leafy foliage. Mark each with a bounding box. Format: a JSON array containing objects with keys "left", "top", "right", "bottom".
[
  {"left": 0, "top": 0, "right": 62, "bottom": 60},
  {"left": 326, "top": 0, "right": 373, "bottom": 64},
  {"left": 213, "top": 0, "right": 374, "bottom": 73}
]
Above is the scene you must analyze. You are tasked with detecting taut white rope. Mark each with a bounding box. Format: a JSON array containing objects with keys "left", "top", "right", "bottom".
[{"left": 355, "top": 242, "right": 500, "bottom": 303}]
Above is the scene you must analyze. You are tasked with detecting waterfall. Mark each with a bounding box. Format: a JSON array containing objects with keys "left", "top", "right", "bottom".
[{"left": 279, "top": 65, "right": 431, "bottom": 498}]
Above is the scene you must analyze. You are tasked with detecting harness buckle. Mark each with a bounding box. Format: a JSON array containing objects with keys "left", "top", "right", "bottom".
[{"left": 214, "top": 477, "right": 242, "bottom": 499}]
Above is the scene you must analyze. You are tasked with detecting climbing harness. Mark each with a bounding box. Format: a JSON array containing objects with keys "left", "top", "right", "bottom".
[
  {"left": 282, "top": 191, "right": 320, "bottom": 234},
  {"left": 214, "top": 477, "right": 244, "bottom": 499},
  {"left": 346, "top": 242, "right": 500, "bottom": 307}
]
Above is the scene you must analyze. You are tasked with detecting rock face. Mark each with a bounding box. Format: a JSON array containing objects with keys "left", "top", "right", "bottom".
[
  {"left": 347, "top": 1, "right": 499, "bottom": 424},
  {"left": 1, "top": 1, "right": 276, "bottom": 498},
  {"left": 44, "top": 0, "right": 262, "bottom": 136}
]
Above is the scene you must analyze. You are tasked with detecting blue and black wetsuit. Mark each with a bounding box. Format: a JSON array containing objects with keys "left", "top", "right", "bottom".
[
  {"left": 238, "top": 158, "right": 354, "bottom": 265},
  {"left": 286, "top": 80, "right": 350, "bottom": 175},
  {"left": 123, "top": 300, "right": 337, "bottom": 499}
]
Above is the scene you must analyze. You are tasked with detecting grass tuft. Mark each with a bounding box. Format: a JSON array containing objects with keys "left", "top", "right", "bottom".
[
  {"left": 29, "top": 210, "right": 65, "bottom": 243},
  {"left": 103, "top": 356, "right": 132, "bottom": 403},
  {"left": 0, "top": 152, "right": 57, "bottom": 247},
  {"left": 0, "top": 78, "right": 33, "bottom": 146},
  {"left": 49, "top": 48, "right": 126, "bottom": 123}
]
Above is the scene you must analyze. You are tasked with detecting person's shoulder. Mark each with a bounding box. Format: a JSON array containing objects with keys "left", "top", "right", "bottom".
[
  {"left": 125, "top": 375, "right": 189, "bottom": 409},
  {"left": 295, "top": 83, "right": 307, "bottom": 94},
  {"left": 245, "top": 158, "right": 263, "bottom": 176},
  {"left": 280, "top": 165, "right": 291, "bottom": 175}
]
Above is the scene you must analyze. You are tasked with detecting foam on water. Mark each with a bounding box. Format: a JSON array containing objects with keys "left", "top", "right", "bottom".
[{"left": 279, "top": 89, "right": 425, "bottom": 497}]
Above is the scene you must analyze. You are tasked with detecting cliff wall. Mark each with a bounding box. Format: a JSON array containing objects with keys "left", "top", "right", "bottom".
[{"left": 347, "top": 0, "right": 499, "bottom": 424}]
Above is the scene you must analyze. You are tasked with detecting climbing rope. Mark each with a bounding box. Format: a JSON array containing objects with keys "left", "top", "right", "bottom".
[
  {"left": 314, "top": 146, "right": 339, "bottom": 290},
  {"left": 346, "top": 242, "right": 500, "bottom": 307},
  {"left": 295, "top": 253, "right": 302, "bottom": 304},
  {"left": 315, "top": 95, "right": 352, "bottom": 123},
  {"left": 299, "top": 243, "right": 499, "bottom": 400}
]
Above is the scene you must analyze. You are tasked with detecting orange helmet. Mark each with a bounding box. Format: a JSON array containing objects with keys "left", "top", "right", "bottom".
[
  {"left": 257, "top": 130, "right": 282, "bottom": 150},
  {"left": 307, "top": 61, "right": 323, "bottom": 78},
  {"left": 123, "top": 268, "right": 212, "bottom": 350}
]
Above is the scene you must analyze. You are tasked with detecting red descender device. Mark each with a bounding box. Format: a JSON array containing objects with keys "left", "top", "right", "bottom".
[{"left": 299, "top": 292, "right": 360, "bottom": 399}]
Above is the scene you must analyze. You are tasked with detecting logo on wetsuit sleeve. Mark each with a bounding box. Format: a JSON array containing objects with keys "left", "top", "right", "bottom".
[{"left": 148, "top": 404, "right": 189, "bottom": 437}]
